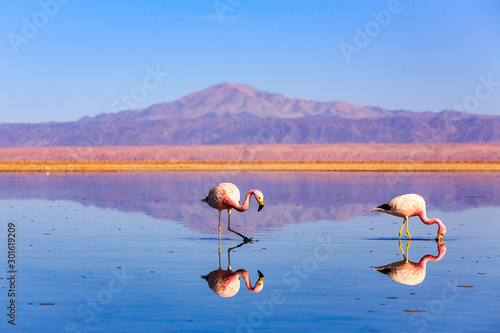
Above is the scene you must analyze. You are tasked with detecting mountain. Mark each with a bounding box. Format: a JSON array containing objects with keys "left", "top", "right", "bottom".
[
  {"left": 1, "top": 82, "right": 499, "bottom": 146},
  {"left": 110, "top": 82, "right": 394, "bottom": 120}
]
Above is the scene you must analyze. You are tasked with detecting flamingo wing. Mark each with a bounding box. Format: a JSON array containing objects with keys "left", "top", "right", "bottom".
[
  {"left": 388, "top": 194, "right": 425, "bottom": 217},
  {"left": 218, "top": 183, "right": 241, "bottom": 208},
  {"left": 204, "top": 183, "right": 240, "bottom": 210},
  {"left": 372, "top": 261, "right": 425, "bottom": 285},
  {"left": 202, "top": 269, "right": 241, "bottom": 297},
  {"left": 375, "top": 203, "right": 392, "bottom": 211}
]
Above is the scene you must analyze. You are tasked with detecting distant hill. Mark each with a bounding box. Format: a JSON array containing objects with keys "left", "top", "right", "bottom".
[
  {"left": 1, "top": 83, "right": 499, "bottom": 146},
  {"left": 1, "top": 143, "right": 500, "bottom": 162}
]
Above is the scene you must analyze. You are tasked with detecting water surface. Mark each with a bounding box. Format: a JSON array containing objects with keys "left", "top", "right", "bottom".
[{"left": 0, "top": 172, "right": 499, "bottom": 332}]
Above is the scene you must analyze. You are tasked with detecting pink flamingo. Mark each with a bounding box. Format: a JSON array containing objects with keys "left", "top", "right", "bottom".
[
  {"left": 202, "top": 182, "right": 264, "bottom": 243},
  {"left": 371, "top": 193, "right": 447, "bottom": 241},
  {"left": 371, "top": 240, "right": 447, "bottom": 285},
  {"left": 201, "top": 242, "right": 264, "bottom": 297}
]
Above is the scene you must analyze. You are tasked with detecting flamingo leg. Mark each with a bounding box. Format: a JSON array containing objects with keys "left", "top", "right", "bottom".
[
  {"left": 405, "top": 239, "right": 411, "bottom": 261},
  {"left": 218, "top": 210, "right": 222, "bottom": 243},
  {"left": 227, "top": 241, "right": 246, "bottom": 271},
  {"left": 218, "top": 229, "right": 222, "bottom": 260},
  {"left": 405, "top": 218, "right": 411, "bottom": 239},
  {"left": 227, "top": 246, "right": 232, "bottom": 271},
  {"left": 398, "top": 239, "right": 412, "bottom": 263},
  {"left": 398, "top": 217, "right": 407, "bottom": 239},
  {"left": 227, "top": 209, "right": 252, "bottom": 243},
  {"left": 398, "top": 239, "right": 405, "bottom": 259},
  {"left": 218, "top": 238, "right": 222, "bottom": 269}
]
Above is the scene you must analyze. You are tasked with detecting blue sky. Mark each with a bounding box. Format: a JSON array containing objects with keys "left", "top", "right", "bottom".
[{"left": 1, "top": 0, "right": 499, "bottom": 123}]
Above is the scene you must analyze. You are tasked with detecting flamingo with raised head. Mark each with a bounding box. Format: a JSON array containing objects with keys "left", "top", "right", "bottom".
[
  {"left": 202, "top": 182, "right": 264, "bottom": 243},
  {"left": 371, "top": 193, "right": 447, "bottom": 241},
  {"left": 371, "top": 240, "right": 447, "bottom": 285},
  {"left": 201, "top": 242, "right": 264, "bottom": 297}
]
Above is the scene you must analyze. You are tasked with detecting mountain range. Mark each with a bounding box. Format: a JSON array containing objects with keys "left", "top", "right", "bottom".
[{"left": 1, "top": 82, "right": 499, "bottom": 146}]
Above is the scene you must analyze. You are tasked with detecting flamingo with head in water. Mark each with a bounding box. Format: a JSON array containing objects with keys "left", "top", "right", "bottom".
[
  {"left": 371, "top": 240, "right": 447, "bottom": 285},
  {"left": 202, "top": 182, "right": 264, "bottom": 243},
  {"left": 201, "top": 268, "right": 264, "bottom": 297},
  {"left": 371, "top": 193, "right": 447, "bottom": 241}
]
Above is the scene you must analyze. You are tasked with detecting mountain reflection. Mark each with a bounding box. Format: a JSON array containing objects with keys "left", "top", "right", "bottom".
[
  {"left": 201, "top": 241, "right": 264, "bottom": 297},
  {"left": 371, "top": 240, "right": 447, "bottom": 285},
  {"left": 0, "top": 172, "right": 498, "bottom": 233}
]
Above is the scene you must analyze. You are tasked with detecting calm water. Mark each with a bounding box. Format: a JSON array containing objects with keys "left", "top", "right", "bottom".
[{"left": 0, "top": 171, "right": 499, "bottom": 332}]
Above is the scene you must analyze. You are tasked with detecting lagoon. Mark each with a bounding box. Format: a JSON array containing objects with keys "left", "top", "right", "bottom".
[{"left": 0, "top": 172, "right": 499, "bottom": 332}]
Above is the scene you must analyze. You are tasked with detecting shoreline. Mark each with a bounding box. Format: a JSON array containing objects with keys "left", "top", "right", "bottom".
[{"left": 1, "top": 161, "right": 500, "bottom": 172}]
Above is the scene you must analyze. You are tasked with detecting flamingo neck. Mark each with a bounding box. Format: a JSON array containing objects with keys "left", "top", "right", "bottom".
[
  {"left": 418, "top": 212, "right": 442, "bottom": 227},
  {"left": 236, "top": 269, "right": 259, "bottom": 292},
  {"left": 234, "top": 190, "right": 255, "bottom": 212},
  {"left": 418, "top": 211, "right": 432, "bottom": 224},
  {"left": 417, "top": 254, "right": 438, "bottom": 269},
  {"left": 418, "top": 211, "right": 446, "bottom": 236},
  {"left": 418, "top": 244, "right": 447, "bottom": 269}
]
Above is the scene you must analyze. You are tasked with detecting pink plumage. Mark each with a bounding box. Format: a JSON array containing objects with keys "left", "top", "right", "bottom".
[
  {"left": 201, "top": 269, "right": 264, "bottom": 297},
  {"left": 371, "top": 193, "right": 447, "bottom": 240},
  {"left": 371, "top": 242, "right": 447, "bottom": 285},
  {"left": 202, "top": 183, "right": 264, "bottom": 242}
]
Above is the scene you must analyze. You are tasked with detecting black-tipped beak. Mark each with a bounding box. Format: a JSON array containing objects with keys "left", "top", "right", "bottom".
[
  {"left": 258, "top": 204, "right": 264, "bottom": 212},
  {"left": 258, "top": 270, "right": 264, "bottom": 279}
]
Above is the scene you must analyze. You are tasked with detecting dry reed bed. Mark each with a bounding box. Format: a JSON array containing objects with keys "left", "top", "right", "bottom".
[{"left": 1, "top": 161, "right": 500, "bottom": 172}]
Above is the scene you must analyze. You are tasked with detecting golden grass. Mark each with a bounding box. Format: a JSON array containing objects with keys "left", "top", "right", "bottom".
[{"left": 1, "top": 161, "right": 500, "bottom": 172}]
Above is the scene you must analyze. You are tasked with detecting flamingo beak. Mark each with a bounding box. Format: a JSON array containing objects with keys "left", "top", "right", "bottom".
[
  {"left": 258, "top": 200, "right": 264, "bottom": 212},
  {"left": 436, "top": 234, "right": 443, "bottom": 243},
  {"left": 257, "top": 270, "right": 264, "bottom": 279}
]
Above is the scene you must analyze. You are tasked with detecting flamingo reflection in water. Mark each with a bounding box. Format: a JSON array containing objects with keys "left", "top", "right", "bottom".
[
  {"left": 371, "top": 240, "right": 447, "bottom": 285},
  {"left": 202, "top": 183, "right": 264, "bottom": 243},
  {"left": 201, "top": 241, "right": 264, "bottom": 297}
]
